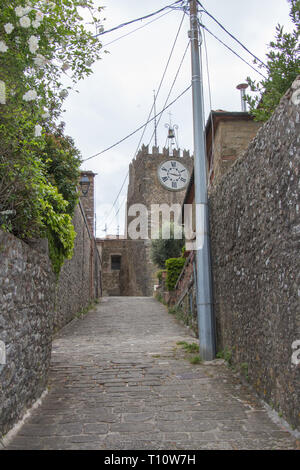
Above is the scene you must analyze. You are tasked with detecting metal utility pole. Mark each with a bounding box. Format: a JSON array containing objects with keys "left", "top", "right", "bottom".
[
  {"left": 189, "top": 0, "right": 215, "bottom": 360},
  {"left": 153, "top": 90, "right": 158, "bottom": 147}
]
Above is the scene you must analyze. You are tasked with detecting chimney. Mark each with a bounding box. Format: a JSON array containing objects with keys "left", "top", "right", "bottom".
[{"left": 236, "top": 83, "right": 249, "bottom": 112}]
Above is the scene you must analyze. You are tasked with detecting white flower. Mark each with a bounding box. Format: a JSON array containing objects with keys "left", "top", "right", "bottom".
[
  {"left": 32, "top": 20, "right": 41, "bottom": 29},
  {"left": 42, "top": 111, "right": 50, "bottom": 119},
  {"left": 23, "top": 89, "right": 38, "bottom": 102},
  {"left": 34, "top": 124, "right": 42, "bottom": 137},
  {"left": 28, "top": 35, "right": 39, "bottom": 54},
  {"left": 4, "top": 23, "right": 14, "bottom": 34},
  {"left": 35, "top": 10, "right": 44, "bottom": 22},
  {"left": 23, "top": 6, "right": 32, "bottom": 15},
  {"left": 15, "top": 6, "right": 25, "bottom": 17},
  {"left": 33, "top": 54, "right": 47, "bottom": 67},
  {"left": 0, "top": 81, "right": 6, "bottom": 105},
  {"left": 20, "top": 16, "right": 31, "bottom": 28},
  {"left": 0, "top": 41, "right": 8, "bottom": 53}
]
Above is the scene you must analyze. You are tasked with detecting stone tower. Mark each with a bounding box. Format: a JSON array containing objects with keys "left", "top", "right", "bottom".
[
  {"left": 125, "top": 145, "right": 193, "bottom": 296},
  {"left": 79, "top": 171, "right": 96, "bottom": 237}
]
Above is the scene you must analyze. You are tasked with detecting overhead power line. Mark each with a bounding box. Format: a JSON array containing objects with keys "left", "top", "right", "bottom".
[
  {"left": 94, "top": 86, "right": 192, "bottom": 229},
  {"left": 102, "top": 10, "right": 173, "bottom": 48},
  {"left": 94, "top": 0, "right": 184, "bottom": 38},
  {"left": 95, "top": 9, "right": 187, "bottom": 229},
  {"left": 148, "top": 40, "right": 190, "bottom": 147},
  {"left": 199, "top": 22, "right": 267, "bottom": 79},
  {"left": 197, "top": 0, "right": 267, "bottom": 69}
]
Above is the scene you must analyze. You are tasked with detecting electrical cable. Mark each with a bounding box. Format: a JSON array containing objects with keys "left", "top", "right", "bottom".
[
  {"left": 199, "top": 22, "right": 267, "bottom": 79},
  {"left": 202, "top": 26, "right": 215, "bottom": 186},
  {"left": 94, "top": 84, "right": 192, "bottom": 230},
  {"left": 92, "top": 10, "right": 187, "bottom": 229},
  {"left": 148, "top": 40, "right": 190, "bottom": 148},
  {"left": 102, "top": 9, "right": 173, "bottom": 48},
  {"left": 94, "top": 0, "right": 184, "bottom": 38},
  {"left": 197, "top": 0, "right": 267, "bottom": 69}
]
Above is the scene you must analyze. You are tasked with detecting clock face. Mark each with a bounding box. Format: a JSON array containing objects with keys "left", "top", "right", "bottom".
[{"left": 158, "top": 160, "right": 189, "bottom": 191}]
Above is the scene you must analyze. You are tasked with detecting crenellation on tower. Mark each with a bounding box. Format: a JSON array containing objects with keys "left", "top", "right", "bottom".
[{"left": 162, "top": 147, "right": 169, "bottom": 156}]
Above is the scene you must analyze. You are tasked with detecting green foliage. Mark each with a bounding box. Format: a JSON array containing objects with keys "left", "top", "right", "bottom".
[
  {"left": 216, "top": 347, "right": 233, "bottom": 365},
  {"left": 240, "top": 362, "right": 249, "bottom": 381},
  {"left": 165, "top": 257, "right": 185, "bottom": 291},
  {"left": 150, "top": 221, "right": 185, "bottom": 269},
  {"left": 176, "top": 341, "right": 202, "bottom": 364},
  {"left": 177, "top": 341, "right": 199, "bottom": 354},
  {"left": 156, "top": 269, "right": 165, "bottom": 284},
  {"left": 39, "top": 183, "right": 76, "bottom": 274},
  {"left": 245, "top": 0, "right": 300, "bottom": 121},
  {"left": 0, "top": 1, "right": 104, "bottom": 274},
  {"left": 42, "top": 126, "right": 81, "bottom": 216},
  {"left": 189, "top": 355, "right": 202, "bottom": 365}
]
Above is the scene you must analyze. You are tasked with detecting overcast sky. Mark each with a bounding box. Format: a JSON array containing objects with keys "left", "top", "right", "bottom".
[{"left": 62, "top": 0, "right": 293, "bottom": 236}]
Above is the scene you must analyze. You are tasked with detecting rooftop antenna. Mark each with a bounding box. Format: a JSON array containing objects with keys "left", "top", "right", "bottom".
[
  {"left": 165, "top": 112, "right": 179, "bottom": 153},
  {"left": 236, "top": 83, "right": 249, "bottom": 112},
  {"left": 153, "top": 90, "right": 158, "bottom": 147}
]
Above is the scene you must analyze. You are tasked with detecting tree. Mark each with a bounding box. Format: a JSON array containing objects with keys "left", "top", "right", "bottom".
[
  {"left": 150, "top": 222, "right": 185, "bottom": 269},
  {"left": 0, "top": 1, "right": 105, "bottom": 274},
  {"left": 245, "top": 0, "right": 300, "bottom": 121}
]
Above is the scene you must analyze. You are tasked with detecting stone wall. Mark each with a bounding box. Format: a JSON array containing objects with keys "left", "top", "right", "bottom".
[
  {"left": 97, "top": 238, "right": 150, "bottom": 296},
  {"left": 0, "top": 197, "right": 102, "bottom": 437},
  {"left": 209, "top": 79, "right": 300, "bottom": 429},
  {"left": 168, "top": 251, "right": 198, "bottom": 335},
  {"left": 54, "top": 201, "right": 102, "bottom": 331},
  {"left": 0, "top": 230, "right": 55, "bottom": 437}
]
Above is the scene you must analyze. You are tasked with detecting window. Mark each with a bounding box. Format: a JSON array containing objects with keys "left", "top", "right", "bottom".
[{"left": 111, "top": 255, "right": 121, "bottom": 271}]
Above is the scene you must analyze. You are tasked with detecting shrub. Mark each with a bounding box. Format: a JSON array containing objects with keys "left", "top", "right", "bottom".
[
  {"left": 165, "top": 257, "right": 185, "bottom": 291},
  {"left": 156, "top": 269, "right": 165, "bottom": 284},
  {"left": 151, "top": 221, "right": 185, "bottom": 268}
]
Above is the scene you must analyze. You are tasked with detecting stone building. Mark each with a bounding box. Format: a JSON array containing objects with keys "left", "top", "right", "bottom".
[
  {"left": 206, "top": 111, "right": 262, "bottom": 186},
  {"left": 97, "top": 110, "right": 261, "bottom": 298},
  {"left": 79, "top": 171, "right": 97, "bottom": 236},
  {"left": 97, "top": 145, "right": 194, "bottom": 296}
]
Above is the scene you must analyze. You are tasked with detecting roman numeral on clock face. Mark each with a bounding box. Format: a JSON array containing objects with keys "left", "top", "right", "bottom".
[{"left": 158, "top": 160, "right": 189, "bottom": 191}]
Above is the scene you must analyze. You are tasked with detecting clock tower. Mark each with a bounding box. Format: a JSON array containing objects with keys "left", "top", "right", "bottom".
[{"left": 125, "top": 144, "right": 193, "bottom": 295}]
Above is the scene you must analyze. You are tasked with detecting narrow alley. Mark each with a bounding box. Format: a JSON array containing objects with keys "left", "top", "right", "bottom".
[{"left": 4, "top": 297, "right": 298, "bottom": 450}]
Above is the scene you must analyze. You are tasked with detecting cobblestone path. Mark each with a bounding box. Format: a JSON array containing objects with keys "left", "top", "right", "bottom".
[{"left": 5, "top": 297, "right": 299, "bottom": 450}]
